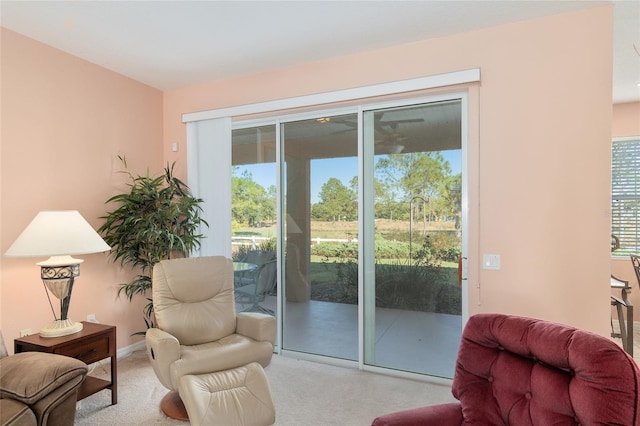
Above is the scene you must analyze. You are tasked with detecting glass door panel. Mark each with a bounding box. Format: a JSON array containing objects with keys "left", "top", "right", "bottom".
[
  {"left": 282, "top": 113, "right": 359, "bottom": 360},
  {"left": 363, "top": 100, "right": 463, "bottom": 378},
  {"left": 231, "top": 125, "right": 278, "bottom": 319}
]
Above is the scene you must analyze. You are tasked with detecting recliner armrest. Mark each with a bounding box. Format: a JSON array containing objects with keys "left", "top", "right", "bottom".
[
  {"left": 236, "top": 312, "right": 276, "bottom": 344},
  {"left": 0, "top": 352, "right": 87, "bottom": 405},
  {"left": 146, "top": 327, "right": 181, "bottom": 390}
]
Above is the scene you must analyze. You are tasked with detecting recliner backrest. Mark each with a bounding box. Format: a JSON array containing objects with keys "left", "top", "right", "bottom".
[
  {"left": 153, "top": 256, "right": 235, "bottom": 346},
  {"left": 453, "top": 313, "right": 640, "bottom": 425}
]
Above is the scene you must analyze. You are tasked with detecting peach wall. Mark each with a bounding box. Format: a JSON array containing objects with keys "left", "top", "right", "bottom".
[
  {"left": 0, "top": 29, "right": 163, "bottom": 352},
  {"left": 164, "top": 6, "right": 613, "bottom": 335},
  {"left": 611, "top": 101, "right": 640, "bottom": 307},
  {"left": 612, "top": 102, "right": 640, "bottom": 138}
]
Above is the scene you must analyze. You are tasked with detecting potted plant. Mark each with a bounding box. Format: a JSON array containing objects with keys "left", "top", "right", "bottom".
[{"left": 99, "top": 156, "right": 207, "bottom": 331}]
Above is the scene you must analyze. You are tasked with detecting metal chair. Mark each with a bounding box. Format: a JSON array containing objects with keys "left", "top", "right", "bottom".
[
  {"left": 631, "top": 254, "right": 640, "bottom": 289},
  {"left": 234, "top": 250, "right": 275, "bottom": 287},
  {"left": 611, "top": 275, "right": 633, "bottom": 356},
  {"left": 235, "top": 259, "right": 277, "bottom": 315},
  {"left": 610, "top": 236, "right": 634, "bottom": 355}
]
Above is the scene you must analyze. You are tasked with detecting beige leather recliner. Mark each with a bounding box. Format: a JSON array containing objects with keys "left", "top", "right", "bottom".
[{"left": 145, "top": 256, "right": 276, "bottom": 418}]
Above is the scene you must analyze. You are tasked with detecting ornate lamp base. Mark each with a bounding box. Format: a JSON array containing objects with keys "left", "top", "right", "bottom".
[{"left": 40, "top": 318, "right": 83, "bottom": 338}]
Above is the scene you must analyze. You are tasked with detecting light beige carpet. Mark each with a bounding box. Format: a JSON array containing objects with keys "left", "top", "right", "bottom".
[{"left": 75, "top": 349, "right": 456, "bottom": 425}]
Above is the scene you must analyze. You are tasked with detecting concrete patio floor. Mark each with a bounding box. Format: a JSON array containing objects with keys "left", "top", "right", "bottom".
[{"left": 239, "top": 296, "right": 462, "bottom": 379}]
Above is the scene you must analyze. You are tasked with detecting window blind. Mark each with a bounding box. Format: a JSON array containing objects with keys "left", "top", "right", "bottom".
[
  {"left": 612, "top": 138, "right": 640, "bottom": 254},
  {"left": 186, "top": 117, "right": 233, "bottom": 258}
]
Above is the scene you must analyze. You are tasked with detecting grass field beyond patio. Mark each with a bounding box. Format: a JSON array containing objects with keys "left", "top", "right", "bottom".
[
  {"left": 233, "top": 218, "right": 456, "bottom": 239},
  {"left": 234, "top": 220, "right": 462, "bottom": 315}
]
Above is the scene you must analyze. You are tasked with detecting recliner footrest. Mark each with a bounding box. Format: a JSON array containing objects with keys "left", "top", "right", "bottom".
[{"left": 178, "top": 362, "right": 275, "bottom": 426}]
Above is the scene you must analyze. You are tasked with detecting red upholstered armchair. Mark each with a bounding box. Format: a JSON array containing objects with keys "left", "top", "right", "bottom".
[{"left": 373, "top": 313, "right": 640, "bottom": 425}]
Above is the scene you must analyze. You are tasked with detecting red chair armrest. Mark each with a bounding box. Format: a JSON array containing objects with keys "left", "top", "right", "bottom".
[{"left": 372, "top": 402, "right": 463, "bottom": 426}]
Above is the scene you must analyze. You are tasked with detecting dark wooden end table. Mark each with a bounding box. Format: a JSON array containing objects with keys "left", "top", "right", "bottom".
[{"left": 14, "top": 321, "right": 117, "bottom": 405}]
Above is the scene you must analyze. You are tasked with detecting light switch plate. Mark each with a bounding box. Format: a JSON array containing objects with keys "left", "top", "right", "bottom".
[{"left": 483, "top": 254, "right": 501, "bottom": 270}]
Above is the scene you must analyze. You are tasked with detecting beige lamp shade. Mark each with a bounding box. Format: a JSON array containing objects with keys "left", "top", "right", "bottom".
[{"left": 5, "top": 210, "right": 110, "bottom": 258}]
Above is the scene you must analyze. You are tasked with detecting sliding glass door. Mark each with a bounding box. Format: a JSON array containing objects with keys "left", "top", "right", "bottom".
[{"left": 231, "top": 95, "right": 465, "bottom": 378}]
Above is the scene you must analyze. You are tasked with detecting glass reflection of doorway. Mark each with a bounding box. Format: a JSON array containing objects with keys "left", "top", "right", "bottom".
[
  {"left": 282, "top": 113, "right": 359, "bottom": 361},
  {"left": 363, "top": 100, "right": 463, "bottom": 378},
  {"left": 231, "top": 125, "right": 278, "bottom": 322}
]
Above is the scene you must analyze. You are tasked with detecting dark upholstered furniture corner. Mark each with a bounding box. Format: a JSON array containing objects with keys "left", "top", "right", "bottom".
[
  {"left": 0, "top": 336, "right": 88, "bottom": 426},
  {"left": 372, "top": 313, "right": 640, "bottom": 425}
]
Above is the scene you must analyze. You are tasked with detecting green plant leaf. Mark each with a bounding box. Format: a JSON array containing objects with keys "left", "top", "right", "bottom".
[{"left": 101, "top": 157, "right": 208, "bottom": 330}]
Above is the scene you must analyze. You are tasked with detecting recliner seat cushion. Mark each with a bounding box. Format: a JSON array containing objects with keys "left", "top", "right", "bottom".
[
  {"left": 453, "top": 314, "right": 640, "bottom": 425},
  {"left": 170, "top": 334, "right": 274, "bottom": 389}
]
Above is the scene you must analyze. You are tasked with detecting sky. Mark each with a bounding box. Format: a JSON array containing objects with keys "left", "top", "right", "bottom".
[{"left": 236, "top": 150, "right": 461, "bottom": 204}]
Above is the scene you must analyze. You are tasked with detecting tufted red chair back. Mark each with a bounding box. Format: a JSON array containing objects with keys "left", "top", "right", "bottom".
[{"left": 454, "top": 313, "right": 640, "bottom": 425}]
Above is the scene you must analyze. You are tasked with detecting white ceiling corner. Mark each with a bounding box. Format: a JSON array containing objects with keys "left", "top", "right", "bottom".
[{"left": 1, "top": 0, "right": 638, "bottom": 103}]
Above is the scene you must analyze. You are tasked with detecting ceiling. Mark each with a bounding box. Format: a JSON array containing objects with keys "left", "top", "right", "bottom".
[{"left": 1, "top": 1, "right": 639, "bottom": 103}]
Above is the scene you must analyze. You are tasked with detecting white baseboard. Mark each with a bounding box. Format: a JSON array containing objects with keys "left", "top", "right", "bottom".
[{"left": 117, "top": 339, "right": 146, "bottom": 360}]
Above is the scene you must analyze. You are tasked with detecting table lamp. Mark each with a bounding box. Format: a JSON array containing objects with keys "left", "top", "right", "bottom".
[{"left": 5, "top": 210, "right": 111, "bottom": 337}]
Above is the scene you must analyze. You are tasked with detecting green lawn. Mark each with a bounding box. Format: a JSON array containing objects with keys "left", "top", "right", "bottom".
[{"left": 309, "top": 258, "right": 461, "bottom": 315}]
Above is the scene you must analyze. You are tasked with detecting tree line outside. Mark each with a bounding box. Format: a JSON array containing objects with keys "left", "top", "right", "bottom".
[{"left": 232, "top": 151, "right": 461, "bottom": 230}]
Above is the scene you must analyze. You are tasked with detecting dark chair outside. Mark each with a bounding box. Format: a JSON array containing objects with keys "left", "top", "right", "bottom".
[
  {"left": 235, "top": 259, "right": 277, "bottom": 315},
  {"left": 234, "top": 249, "right": 275, "bottom": 287}
]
